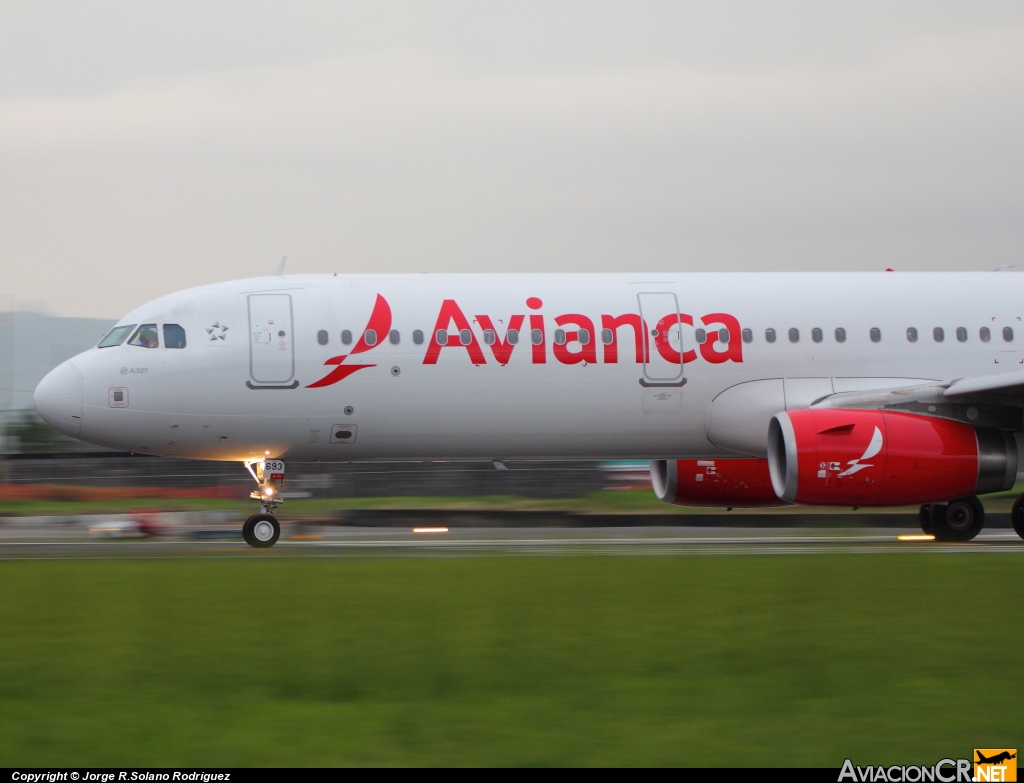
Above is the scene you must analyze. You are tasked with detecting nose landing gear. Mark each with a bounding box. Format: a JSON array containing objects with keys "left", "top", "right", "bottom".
[{"left": 243, "top": 459, "right": 285, "bottom": 548}]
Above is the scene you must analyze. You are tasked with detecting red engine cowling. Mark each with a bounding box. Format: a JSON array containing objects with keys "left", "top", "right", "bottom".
[
  {"left": 767, "top": 408, "right": 1018, "bottom": 506},
  {"left": 650, "top": 458, "right": 788, "bottom": 508}
]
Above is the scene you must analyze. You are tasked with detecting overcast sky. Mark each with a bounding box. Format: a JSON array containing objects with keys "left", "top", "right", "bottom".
[{"left": 2, "top": 1, "right": 1023, "bottom": 318}]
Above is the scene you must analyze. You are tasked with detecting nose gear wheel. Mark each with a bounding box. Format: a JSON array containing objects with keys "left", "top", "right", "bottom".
[{"left": 243, "top": 513, "right": 280, "bottom": 548}]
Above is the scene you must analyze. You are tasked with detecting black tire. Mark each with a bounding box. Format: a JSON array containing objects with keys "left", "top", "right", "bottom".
[
  {"left": 1011, "top": 495, "right": 1024, "bottom": 541},
  {"left": 243, "top": 513, "right": 280, "bottom": 549},
  {"left": 932, "top": 496, "right": 984, "bottom": 542},
  {"left": 919, "top": 504, "right": 935, "bottom": 535}
]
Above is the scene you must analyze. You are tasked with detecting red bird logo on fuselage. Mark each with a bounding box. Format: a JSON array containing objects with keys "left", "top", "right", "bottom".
[{"left": 306, "top": 294, "right": 391, "bottom": 388}]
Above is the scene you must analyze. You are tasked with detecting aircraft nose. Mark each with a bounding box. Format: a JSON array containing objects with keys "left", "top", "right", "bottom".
[{"left": 34, "top": 360, "right": 84, "bottom": 439}]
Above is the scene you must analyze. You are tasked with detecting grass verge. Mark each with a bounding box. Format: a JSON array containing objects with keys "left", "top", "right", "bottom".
[
  {"left": 14, "top": 488, "right": 1024, "bottom": 518},
  {"left": 0, "top": 554, "right": 1020, "bottom": 766}
]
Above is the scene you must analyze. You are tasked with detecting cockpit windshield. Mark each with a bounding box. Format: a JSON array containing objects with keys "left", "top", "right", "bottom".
[
  {"left": 128, "top": 324, "right": 159, "bottom": 348},
  {"left": 97, "top": 323, "right": 186, "bottom": 349},
  {"left": 97, "top": 324, "right": 137, "bottom": 348}
]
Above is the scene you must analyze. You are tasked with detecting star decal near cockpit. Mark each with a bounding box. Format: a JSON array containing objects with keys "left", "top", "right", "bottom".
[{"left": 206, "top": 322, "right": 229, "bottom": 341}]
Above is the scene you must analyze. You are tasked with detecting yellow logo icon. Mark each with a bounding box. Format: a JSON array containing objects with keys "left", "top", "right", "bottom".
[{"left": 975, "top": 749, "right": 1017, "bottom": 782}]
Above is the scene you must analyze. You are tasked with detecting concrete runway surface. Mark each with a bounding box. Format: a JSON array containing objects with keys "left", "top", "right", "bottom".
[{"left": 1, "top": 521, "right": 1022, "bottom": 558}]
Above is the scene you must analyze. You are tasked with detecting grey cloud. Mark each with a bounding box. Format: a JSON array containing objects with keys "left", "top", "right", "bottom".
[{"left": 2, "top": 2, "right": 1024, "bottom": 317}]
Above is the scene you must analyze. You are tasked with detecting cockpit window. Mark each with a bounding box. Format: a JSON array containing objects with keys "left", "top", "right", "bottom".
[
  {"left": 163, "top": 324, "right": 187, "bottom": 349},
  {"left": 128, "top": 324, "right": 159, "bottom": 348},
  {"left": 98, "top": 324, "right": 137, "bottom": 348}
]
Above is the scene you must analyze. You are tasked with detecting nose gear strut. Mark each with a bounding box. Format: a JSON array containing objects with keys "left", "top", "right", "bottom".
[{"left": 242, "top": 459, "right": 285, "bottom": 548}]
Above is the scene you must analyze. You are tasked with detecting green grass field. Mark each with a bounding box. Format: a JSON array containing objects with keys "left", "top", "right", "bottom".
[
  {"left": 0, "top": 554, "right": 1020, "bottom": 766},
  {"left": 5, "top": 490, "right": 680, "bottom": 518}
]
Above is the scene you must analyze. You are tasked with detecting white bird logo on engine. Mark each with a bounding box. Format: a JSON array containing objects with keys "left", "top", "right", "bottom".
[{"left": 837, "top": 426, "right": 883, "bottom": 478}]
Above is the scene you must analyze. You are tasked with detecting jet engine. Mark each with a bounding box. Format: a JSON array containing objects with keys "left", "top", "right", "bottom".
[
  {"left": 767, "top": 408, "right": 1019, "bottom": 506},
  {"left": 650, "top": 458, "right": 788, "bottom": 508}
]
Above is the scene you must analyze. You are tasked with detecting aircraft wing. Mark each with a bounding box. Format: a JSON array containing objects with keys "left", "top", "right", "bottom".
[
  {"left": 813, "top": 371, "right": 1024, "bottom": 430},
  {"left": 944, "top": 367, "right": 1024, "bottom": 398}
]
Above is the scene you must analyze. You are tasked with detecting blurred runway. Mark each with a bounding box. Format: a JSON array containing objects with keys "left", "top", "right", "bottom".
[{"left": 1, "top": 525, "right": 1022, "bottom": 558}]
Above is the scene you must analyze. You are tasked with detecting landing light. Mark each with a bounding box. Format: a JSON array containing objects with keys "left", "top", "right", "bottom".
[
  {"left": 263, "top": 488, "right": 275, "bottom": 497},
  {"left": 897, "top": 534, "right": 935, "bottom": 542},
  {"left": 413, "top": 527, "right": 448, "bottom": 534}
]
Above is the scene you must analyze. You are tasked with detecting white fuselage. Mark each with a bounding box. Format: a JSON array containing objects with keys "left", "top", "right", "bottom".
[{"left": 34, "top": 272, "right": 1023, "bottom": 463}]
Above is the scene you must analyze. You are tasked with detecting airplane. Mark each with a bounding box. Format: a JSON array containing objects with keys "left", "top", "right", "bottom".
[
  {"left": 977, "top": 752, "right": 1017, "bottom": 765},
  {"left": 32, "top": 269, "right": 1024, "bottom": 548}
]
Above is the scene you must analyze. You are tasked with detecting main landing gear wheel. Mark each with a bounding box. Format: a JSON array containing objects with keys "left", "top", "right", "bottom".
[
  {"left": 243, "top": 514, "right": 280, "bottom": 549},
  {"left": 930, "top": 496, "right": 984, "bottom": 542},
  {"left": 918, "top": 504, "right": 935, "bottom": 535},
  {"left": 1011, "top": 495, "right": 1024, "bottom": 541}
]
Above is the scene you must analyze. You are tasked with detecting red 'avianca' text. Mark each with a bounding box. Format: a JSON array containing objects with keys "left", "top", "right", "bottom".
[{"left": 308, "top": 295, "right": 742, "bottom": 387}]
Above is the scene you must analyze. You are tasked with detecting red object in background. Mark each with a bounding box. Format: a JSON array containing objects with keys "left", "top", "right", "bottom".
[{"left": 130, "top": 508, "right": 164, "bottom": 537}]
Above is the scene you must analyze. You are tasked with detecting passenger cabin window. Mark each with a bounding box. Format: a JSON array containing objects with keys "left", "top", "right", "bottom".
[
  {"left": 835, "top": 328, "right": 846, "bottom": 343},
  {"left": 933, "top": 327, "right": 944, "bottom": 343},
  {"left": 718, "top": 328, "right": 729, "bottom": 343},
  {"left": 1004, "top": 326, "right": 1014, "bottom": 342},
  {"left": 788, "top": 328, "right": 799, "bottom": 343},
  {"left": 341, "top": 330, "right": 353, "bottom": 345},
  {"left": 956, "top": 327, "right": 968, "bottom": 343},
  {"left": 554, "top": 329, "right": 567, "bottom": 345},
  {"left": 98, "top": 324, "right": 137, "bottom": 348},
  {"left": 128, "top": 324, "right": 159, "bottom": 348},
  {"left": 906, "top": 327, "right": 918, "bottom": 343},
  {"left": 317, "top": 330, "right": 328, "bottom": 346},
  {"left": 163, "top": 324, "right": 187, "bottom": 349},
  {"left": 507, "top": 328, "right": 520, "bottom": 344},
  {"left": 364, "top": 329, "right": 378, "bottom": 346},
  {"left": 741, "top": 328, "right": 753, "bottom": 344},
  {"left": 389, "top": 330, "right": 400, "bottom": 345},
  {"left": 483, "top": 329, "right": 496, "bottom": 345},
  {"left": 413, "top": 329, "right": 424, "bottom": 345},
  {"left": 694, "top": 328, "right": 707, "bottom": 344},
  {"left": 435, "top": 329, "right": 448, "bottom": 345},
  {"left": 765, "top": 328, "right": 776, "bottom": 343},
  {"left": 980, "top": 327, "right": 991, "bottom": 342},
  {"left": 869, "top": 327, "right": 881, "bottom": 343},
  {"left": 531, "top": 329, "right": 543, "bottom": 345},
  {"left": 579, "top": 328, "right": 591, "bottom": 345},
  {"left": 601, "top": 328, "right": 614, "bottom": 345},
  {"left": 459, "top": 329, "right": 472, "bottom": 346},
  {"left": 811, "top": 328, "right": 822, "bottom": 343}
]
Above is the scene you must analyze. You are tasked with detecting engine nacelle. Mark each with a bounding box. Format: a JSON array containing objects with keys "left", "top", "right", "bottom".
[
  {"left": 767, "top": 408, "right": 1019, "bottom": 506},
  {"left": 650, "top": 458, "right": 788, "bottom": 508}
]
